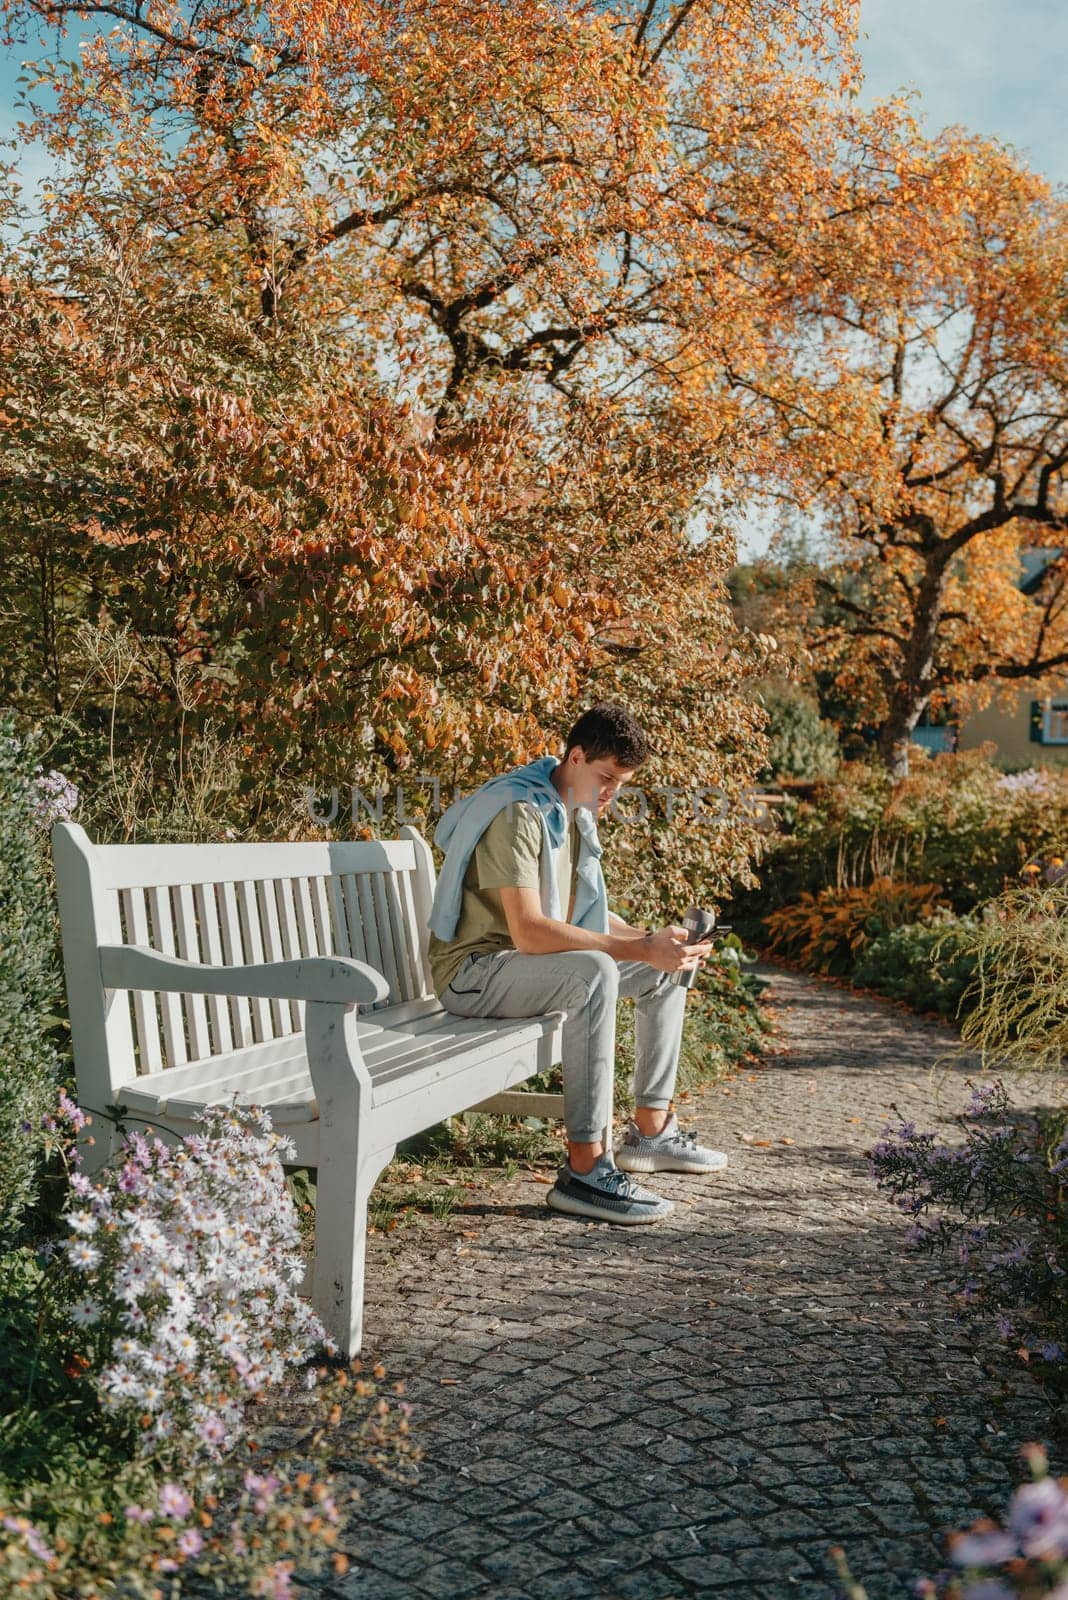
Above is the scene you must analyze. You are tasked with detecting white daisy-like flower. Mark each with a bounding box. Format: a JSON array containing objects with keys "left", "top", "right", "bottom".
[
  {"left": 70, "top": 1297, "right": 102, "bottom": 1327},
  {"left": 165, "top": 1329, "right": 198, "bottom": 1360},
  {"left": 65, "top": 1239, "right": 101, "bottom": 1270},
  {"left": 100, "top": 1366, "right": 143, "bottom": 1402},
  {"left": 140, "top": 1381, "right": 165, "bottom": 1412},
  {"left": 167, "top": 1282, "right": 194, "bottom": 1317}
]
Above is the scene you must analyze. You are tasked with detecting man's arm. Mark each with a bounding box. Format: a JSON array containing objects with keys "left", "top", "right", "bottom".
[
  {"left": 608, "top": 909, "right": 650, "bottom": 940},
  {"left": 498, "top": 886, "right": 713, "bottom": 974},
  {"left": 500, "top": 886, "right": 646, "bottom": 960}
]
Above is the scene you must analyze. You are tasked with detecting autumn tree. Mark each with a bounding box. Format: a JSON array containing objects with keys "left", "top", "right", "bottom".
[
  {"left": 727, "top": 136, "right": 1068, "bottom": 775},
  {"left": 0, "top": 0, "right": 936, "bottom": 902}
]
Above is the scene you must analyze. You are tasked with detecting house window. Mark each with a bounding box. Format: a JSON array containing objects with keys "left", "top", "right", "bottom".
[{"left": 1043, "top": 701, "right": 1068, "bottom": 743}]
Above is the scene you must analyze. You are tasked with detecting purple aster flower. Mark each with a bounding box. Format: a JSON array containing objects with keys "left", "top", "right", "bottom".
[
  {"left": 1008, "top": 1477, "right": 1068, "bottom": 1559},
  {"left": 950, "top": 1528, "right": 1018, "bottom": 1566},
  {"left": 158, "top": 1483, "right": 193, "bottom": 1521}
]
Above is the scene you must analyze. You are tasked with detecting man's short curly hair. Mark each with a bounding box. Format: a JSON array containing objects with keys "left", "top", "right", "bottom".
[{"left": 562, "top": 702, "right": 651, "bottom": 770}]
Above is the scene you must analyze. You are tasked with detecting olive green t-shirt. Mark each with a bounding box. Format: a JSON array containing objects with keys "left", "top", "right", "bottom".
[{"left": 428, "top": 802, "right": 580, "bottom": 999}]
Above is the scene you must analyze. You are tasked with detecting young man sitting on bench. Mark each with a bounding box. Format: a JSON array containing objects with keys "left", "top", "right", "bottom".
[{"left": 426, "top": 701, "right": 728, "bottom": 1224}]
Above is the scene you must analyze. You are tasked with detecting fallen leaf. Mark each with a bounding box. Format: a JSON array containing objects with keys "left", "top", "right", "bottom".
[{"left": 530, "top": 1173, "right": 554, "bottom": 1185}]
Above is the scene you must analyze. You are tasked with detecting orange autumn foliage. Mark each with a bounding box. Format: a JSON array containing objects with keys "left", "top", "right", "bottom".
[
  {"left": 729, "top": 133, "right": 1068, "bottom": 772},
  {"left": 0, "top": 0, "right": 974, "bottom": 905}
]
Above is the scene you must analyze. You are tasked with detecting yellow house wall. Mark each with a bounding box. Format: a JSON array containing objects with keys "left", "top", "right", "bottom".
[{"left": 957, "top": 690, "right": 1068, "bottom": 767}]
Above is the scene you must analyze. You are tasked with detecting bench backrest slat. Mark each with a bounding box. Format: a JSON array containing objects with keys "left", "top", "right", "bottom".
[
  {"left": 120, "top": 887, "right": 165, "bottom": 1075},
  {"left": 174, "top": 883, "right": 212, "bottom": 1059},
  {"left": 220, "top": 880, "right": 257, "bottom": 1048},
  {"left": 369, "top": 872, "right": 401, "bottom": 1002},
  {"left": 147, "top": 884, "right": 189, "bottom": 1068},
  {"left": 52, "top": 825, "right": 439, "bottom": 1096},
  {"left": 194, "top": 882, "right": 234, "bottom": 1054}
]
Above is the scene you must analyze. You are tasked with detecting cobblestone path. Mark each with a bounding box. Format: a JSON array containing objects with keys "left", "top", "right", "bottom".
[{"left": 325, "top": 962, "right": 1057, "bottom": 1600}]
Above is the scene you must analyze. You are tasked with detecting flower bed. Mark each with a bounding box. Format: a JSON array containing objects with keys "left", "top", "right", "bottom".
[
  {"left": 1, "top": 1095, "right": 416, "bottom": 1598},
  {"left": 869, "top": 1081, "right": 1068, "bottom": 1382}
]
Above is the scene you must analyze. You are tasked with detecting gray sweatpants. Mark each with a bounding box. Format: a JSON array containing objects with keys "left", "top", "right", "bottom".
[{"left": 438, "top": 947, "right": 689, "bottom": 1144}]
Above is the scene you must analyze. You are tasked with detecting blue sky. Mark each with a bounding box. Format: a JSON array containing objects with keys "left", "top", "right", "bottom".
[{"left": 856, "top": 0, "right": 1065, "bottom": 190}]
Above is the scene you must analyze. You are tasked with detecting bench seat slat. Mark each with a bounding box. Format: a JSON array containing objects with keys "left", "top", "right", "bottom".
[{"left": 116, "top": 1009, "right": 566, "bottom": 1123}]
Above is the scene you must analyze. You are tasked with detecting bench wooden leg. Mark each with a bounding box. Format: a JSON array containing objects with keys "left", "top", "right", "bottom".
[
  {"left": 304, "top": 998, "right": 388, "bottom": 1359},
  {"left": 313, "top": 1142, "right": 396, "bottom": 1358}
]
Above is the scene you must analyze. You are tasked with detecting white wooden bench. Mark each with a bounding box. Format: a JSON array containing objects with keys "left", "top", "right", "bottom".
[{"left": 51, "top": 822, "right": 571, "bottom": 1357}]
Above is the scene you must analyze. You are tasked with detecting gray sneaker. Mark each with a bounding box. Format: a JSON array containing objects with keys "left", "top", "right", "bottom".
[
  {"left": 615, "top": 1114, "right": 729, "bottom": 1175},
  {"left": 545, "top": 1154, "right": 674, "bottom": 1225}
]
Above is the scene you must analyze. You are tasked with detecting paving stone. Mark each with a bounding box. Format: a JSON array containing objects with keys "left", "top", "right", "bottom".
[{"left": 294, "top": 962, "right": 1059, "bottom": 1600}]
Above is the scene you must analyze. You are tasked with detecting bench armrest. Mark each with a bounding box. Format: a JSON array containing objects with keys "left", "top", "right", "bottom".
[{"left": 99, "top": 944, "right": 391, "bottom": 1006}]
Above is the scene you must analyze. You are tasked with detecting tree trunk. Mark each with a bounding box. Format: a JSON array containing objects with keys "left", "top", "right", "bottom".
[{"left": 876, "top": 559, "right": 947, "bottom": 778}]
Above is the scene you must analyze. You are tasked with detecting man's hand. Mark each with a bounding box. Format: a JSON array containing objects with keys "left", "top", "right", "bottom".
[{"left": 643, "top": 925, "right": 715, "bottom": 974}]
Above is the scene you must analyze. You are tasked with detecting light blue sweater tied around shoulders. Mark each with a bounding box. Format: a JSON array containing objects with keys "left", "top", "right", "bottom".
[{"left": 426, "top": 753, "right": 610, "bottom": 943}]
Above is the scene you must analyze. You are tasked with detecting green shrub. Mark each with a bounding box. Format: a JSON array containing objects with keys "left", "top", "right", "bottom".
[
  {"left": 614, "top": 935, "right": 771, "bottom": 1107},
  {"left": 0, "top": 713, "right": 68, "bottom": 1244},
  {"left": 730, "top": 750, "right": 1068, "bottom": 939},
  {"left": 754, "top": 681, "right": 840, "bottom": 782},
  {"left": 851, "top": 908, "right": 982, "bottom": 1017}
]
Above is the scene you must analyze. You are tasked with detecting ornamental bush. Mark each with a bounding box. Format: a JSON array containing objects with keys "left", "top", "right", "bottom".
[
  {"left": 729, "top": 750, "right": 1068, "bottom": 942},
  {"left": 57, "top": 1100, "right": 331, "bottom": 1466},
  {"left": 762, "top": 875, "right": 948, "bottom": 976},
  {"left": 946, "top": 879, "right": 1068, "bottom": 1074},
  {"left": 754, "top": 680, "right": 841, "bottom": 782}
]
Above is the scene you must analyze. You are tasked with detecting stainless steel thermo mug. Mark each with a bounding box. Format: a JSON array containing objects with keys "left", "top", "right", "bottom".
[{"left": 671, "top": 905, "right": 719, "bottom": 989}]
